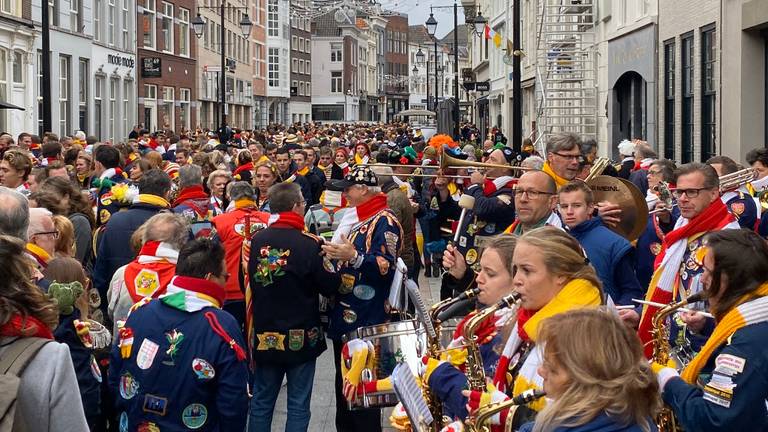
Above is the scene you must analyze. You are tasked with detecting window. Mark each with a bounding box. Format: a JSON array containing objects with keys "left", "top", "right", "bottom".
[
  {"left": 143, "top": 0, "right": 155, "bottom": 49},
  {"left": 681, "top": 34, "right": 693, "bottom": 163},
  {"left": 268, "top": 47, "right": 279, "bottom": 87},
  {"left": 179, "top": 88, "right": 190, "bottom": 130},
  {"left": 108, "top": 0, "right": 115, "bottom": 46},
  {"left": 143, "top": 84, "right": 156, "bottom": 131},
  {"left": 664, "top": 40, "right": 675, "bottom": 160},
  {"left": 306, "top": 81, "right": 310, "bottom": 95},
  {"left": 12, "top": 51, "right": 22, "bottom": 84},
  {"left": 94, "top": 0, "right": 102, "bottom": 42},
  {"left": 122, "top": 0, "right": 129, "bottom": 48},
  {"left": 1, "top": 0, "right": 11, "bottom": 14},
  {"left": 292, "top": 58, "right": 297, "bottom": 73},
  {"left": 109, "top": 79, "right": 117, "bottom": 142},
  {"left": 292, "top": 79, "right": 297, "bottom": 95},
  {"left": 298, "top": 59, "right": 303, "bottom": 74},
  {"left": 123, "top": 80, "right": 131, "bottom": 136},
  {"left": 701, "top": 26, "right": 716, "bottom": 162},
  {"left": 59, "top": 56, "right": 70, "bottom": 137},
  {"left": 299, "top": 37, "right": 304, "bottom": 52},
  {"left": 291, "top": 35, "right": 297, "bottom": 49},
  {"left": 299, "top": 81, "right": 304, "bottom": 96},
  {"left": 268, "top": 0, "right": 278, "bottom": 37},
  {"left": 179, "top": 8, "right": 190, "bottom": 56},
  {"left": 78, "top": 59, "right": 87, "bottom": 132},
  {"left": 306, "top": 41, "right": 310, "bottom": 54},
  {"left": 94, "top": 77, "right": 103, "bottom": 139},
  {"left": 161, "top": 2, "right": 173, "bottom": 53},
  {"left": 0, "top": 50, "right": 6, "bottom": 133},
  {"left": 331, "top": 43, "right": 342, "bottom": 62},
  {"left": 305, "top": 60, "right": 310, "bottom": 74},
  {"left": 48, "top": 0, "right": 58, "bottom": 26},
  {"left": 331, "top": 71, "right": 342, "bottom": 93},
  {"left": 255, "top": 43, "right": 264, "bottom": 77},
  {"left": 161, "top": 86, "right": 174, "bottom": 129},
  {"left": 70, "top": 0, "right": 81, "bottom": 32}
]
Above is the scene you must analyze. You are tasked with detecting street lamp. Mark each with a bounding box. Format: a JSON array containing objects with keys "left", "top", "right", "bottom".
[
  {"left": 472, "top": 12, "right": 487, "bottom": 36},
  {"left": 192, "top": 3, "right": 253, "bottom": 133},
  {"left": 345, "top": 88, "right": 352, "bottom": 122},
  {"left": 425, "top": 13, "right": 437, "bottom": 37},
  {"left": 415, "top": 48, "right": 425, "bottom": 67}
]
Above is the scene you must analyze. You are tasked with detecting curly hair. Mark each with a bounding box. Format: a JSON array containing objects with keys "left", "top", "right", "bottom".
[
  {"left": 38, "top": 176, "right": 96, "bottom": 228},
  {"left": 0, "top": 235, "right": 58, "bottom": 331},
  {"left": 533, "top": 309, "right": 660, "bottom": 432}
]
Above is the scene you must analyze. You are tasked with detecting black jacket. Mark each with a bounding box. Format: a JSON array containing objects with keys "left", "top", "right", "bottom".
[{"left": 248, "top": 226, "right": 340, "bottom": 365}]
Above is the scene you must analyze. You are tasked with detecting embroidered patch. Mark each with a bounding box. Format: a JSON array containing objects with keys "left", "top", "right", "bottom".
[
  {"left": 100, "top": 209, "right": 111, "bottom": 224},
  {"left": 465, "top": 248, "right": 478, "bottom": 265},
  {"left": 134, "top": 269, "right": 161, "bottom": 297},
  {"left": 142, "top": 394, "right": 168, "bottom": 416},
  {"left": 715, "top": 354, "right": 746, "bottom": 374},
  {"left": 376, "top": 256, "right": 390, "bottom": 275},
  {"left": 136, "top": 339, "right": 160, "bottom": 370},
  {"left": 256, "top": 332, "right": 286, "bottom": 351},
  {"left": 288, "top": 329, "right": 305, "bottom": 351},
  {"left": 119, "top": 372, "right": 139, "bottom": 399},
  {"left": 353, "top": 284, "right": 376, "bottom": 301},
  {"left": 181, "top": 403, "right": 208, "bottom": 429},
  {"left": 137, "top": 422, "right": 160, "bottom": 432},
  {"left": 119, "top": 412, "right": 128, "bottom": 432},
  {"left": 307, "top": 327, "right": 320, "bottom": 347},
  {"left": 88, "top": 288, "right": 102, "bottom": 309},
  {"left": 90, "top": 355, "right": 102, "bottom": 383},
  {"left": 650, "top": 242, "right": 662, "bottom": 256},
  {"left": 118, "top": 327, "right": 134, "bottom": 359},
  {"left": 254, "top": 246, "right": 290, "bottom": 286},
  {"left": 703, "top": 384, "right": 733, "bottom": 408},
  {"left": 359, "top": 224, "right": 368, "bottom": 234},
  {"left": 322, "top": 256, "right": 336, "bottom": 273},
  {"left": 730, "top": 202, "right": 745, "bottom": 216},
  {"left": 384, "top": 231, "right": 399, "bottom": 256},
  {"left": 191, "top": 358, "right": 215, "bottom": 380},
  {"left": 340, "top": 274, "right": 355, "bottom": 294},
  {"left": 459, "top": 235, "right": 468, "bottom": 247},
  {"left": 163, "top": 329, "right": 185, "bottom": 366},
  {"left": 342, "top": 309, "right": 358, "bottom": 324}
]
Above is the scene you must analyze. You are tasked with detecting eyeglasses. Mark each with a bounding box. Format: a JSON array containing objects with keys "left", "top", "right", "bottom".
[
  {"left": 32, "top": 230, "right": 59, "bottom": 239},
  {"left": 551, "top": 151, "right": 583, "bottom": 161},
  {"left": 647, "top": 169, "right": 663, "bottom": 176},
  {"left": 671, "top": 188, "right": 711, "bottom": 199},
  {"left": 516, "top": 189, "right": 554, "bottom": 199}
]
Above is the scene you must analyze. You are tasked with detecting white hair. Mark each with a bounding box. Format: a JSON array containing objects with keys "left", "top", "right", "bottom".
[
  {"left": 521, "top": 155, "right": 545, "bottom": 170},
  {"left": 27, "top": 207, "right": 53, "bottom": 239}
]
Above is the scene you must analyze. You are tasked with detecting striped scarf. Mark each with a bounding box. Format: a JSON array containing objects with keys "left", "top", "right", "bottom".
[
  {"left": 160, "top": 276, "right": 224, "bottom": 312},
  {"left": 681, "top": 284, "right": 768, "bottom": 383}
]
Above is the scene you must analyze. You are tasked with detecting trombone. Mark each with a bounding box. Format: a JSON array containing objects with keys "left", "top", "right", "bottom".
[{"left": 360, "top": 152, "right": 532, "bottom": 178}]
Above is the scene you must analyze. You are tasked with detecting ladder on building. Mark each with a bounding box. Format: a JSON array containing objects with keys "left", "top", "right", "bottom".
[{"left": 534, "top": 0, "right": 597, "bottom": 149}]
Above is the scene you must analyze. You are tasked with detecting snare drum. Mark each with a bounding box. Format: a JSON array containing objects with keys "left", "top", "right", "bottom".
[{"left": 344, "top": 320, "right": 426, "bottom": 410}]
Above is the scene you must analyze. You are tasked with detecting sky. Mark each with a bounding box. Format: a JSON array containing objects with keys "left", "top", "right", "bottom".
[{"left": 385, "top": 0, "right": 466, "bottom": 39}]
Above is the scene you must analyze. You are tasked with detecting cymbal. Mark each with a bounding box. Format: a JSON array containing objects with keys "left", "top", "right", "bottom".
[{"left": 587, "top": 176, "right": 648, "bottom": 241}]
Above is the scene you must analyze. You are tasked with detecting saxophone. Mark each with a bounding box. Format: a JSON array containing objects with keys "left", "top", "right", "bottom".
[
  {"left": 464, "top": 389, "right": 547, "bottom": 432},
  {"left": 463, "top": 293, "right": 522, "bottom": 391},
  {"left": 651, "top": 292, "right": 705, "bottom": 432}
]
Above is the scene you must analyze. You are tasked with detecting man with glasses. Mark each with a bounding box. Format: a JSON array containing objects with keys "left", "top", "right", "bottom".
[
  {"left": 638, "top": 162, "right": 741, "bottom": 357},
  {"left": 246, "top": 182, "right": 340, "bottom": 432},
  {"left": 26, "top": 207, "right": 57, "bottom": 272},
  {"left": 542, "top": 132, "right": 584, "bottom": 187},
  {"left": 502, "top": 170, "right": 562, "bottom": 235}
]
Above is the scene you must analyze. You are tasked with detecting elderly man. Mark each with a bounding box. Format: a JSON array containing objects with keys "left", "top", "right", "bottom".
[
  {"left": 321, "top": 165, "right": 402, "bottom": 432},
  {"left": 93, "top": 169, "right": 173, "bottom": 319},
  {"left": 246, "top": 182, "right": 340, "bottom": 432},
  {"left": 542, "top": 132, "right": 583, "bottom": 187},
  {"left": 638, "top": 162, "right": 741, "bottom": 358},
  {"left": 107, "top": 213, "right": 190, "bottom": 336},
  {"left": 26, "top": 207, "right": 57, "bottom": 271},
  {"left": 0, "top": 186, "right": 29, "bottom": 240},
  {"left": 173, "top": 165, "right": 214, "bottom": 238},
  {"left": 212, "top": 181, "right": 270, "bottom": 329}
]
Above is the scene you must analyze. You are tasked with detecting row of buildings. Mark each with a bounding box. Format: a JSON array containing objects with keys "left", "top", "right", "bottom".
[
  {"left": 459, "top": 0, "right": 768, "bottom": 163},
  {"left": 0, "top": 0, "right": 470, "bottom": 140}
]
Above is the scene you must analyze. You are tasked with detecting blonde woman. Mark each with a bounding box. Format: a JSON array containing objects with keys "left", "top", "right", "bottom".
[
  {"left": 51, "top": 214, "right": 75, "bottom": 258},
  {"left": 427, "top": 227, "right": 602, "bottom": 427},
  {"left": 518, "top": 309, "right": 659, "bottom": 432}
]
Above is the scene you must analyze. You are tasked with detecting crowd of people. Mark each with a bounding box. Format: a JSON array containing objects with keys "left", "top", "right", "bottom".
[{"left": 0, "top": 122, "right": 765, "bottom": 432}]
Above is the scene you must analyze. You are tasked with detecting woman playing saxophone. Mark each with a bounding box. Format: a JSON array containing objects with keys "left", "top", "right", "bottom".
[
  {"left": 652, "top": 229, "right": 768, "bottom": 431},
  {"left": 425, "top": 227, "right": 602, "bottom": 428}
]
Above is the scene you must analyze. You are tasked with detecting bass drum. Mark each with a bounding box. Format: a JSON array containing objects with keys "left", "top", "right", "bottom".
[{"left": 344, "top": 320, "right": 426, "bottom": 410}]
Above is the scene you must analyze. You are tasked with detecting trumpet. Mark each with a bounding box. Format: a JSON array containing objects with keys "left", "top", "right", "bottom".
[
  {"left": 464, "top": 389, "right": 547, "bottom": 432},
  {"left": 719, "top": 168, "right": 758, "bottom": 193}
]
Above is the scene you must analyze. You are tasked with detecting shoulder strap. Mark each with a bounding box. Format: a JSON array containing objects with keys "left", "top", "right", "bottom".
[{"left": 0, "top": 338, "right": 51, "bottom": 377}]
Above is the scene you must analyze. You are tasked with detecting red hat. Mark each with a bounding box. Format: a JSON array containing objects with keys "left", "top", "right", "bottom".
[{"left": 335, "top": 147, "right": 349, "bottom": 158}]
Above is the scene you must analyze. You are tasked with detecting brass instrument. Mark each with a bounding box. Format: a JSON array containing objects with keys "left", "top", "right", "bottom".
[
  {"left": 649, "top": 181, "right": 678, "bottom": 215},
  {"left": 583, "top": 157, "right": 612, "bottom": 183},
  {"left": 440, "top": 152, "right": 532, "bottom": 172},
  {"left": 719, "top": 168, "right": 758, "bottom": 193},
  {"left": 586, "top": 176, "right": 649, "bottom": 241},
  {"left": 464, "top": 389, "right": 547, "bottom": 432},
  {"left": 463, "top": 293, "right": 522, "bottom": 391},
  {"left": 650, "top": 292, "right": 706, "bottom": 432}
]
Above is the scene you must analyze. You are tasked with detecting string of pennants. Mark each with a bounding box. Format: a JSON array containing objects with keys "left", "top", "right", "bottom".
[{"left": 483, "top": 24, "right": 514, "bottom": 54}]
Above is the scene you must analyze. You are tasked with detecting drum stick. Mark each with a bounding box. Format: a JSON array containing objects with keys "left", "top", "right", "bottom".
[
  {"left": 614, "top": 305, "right": 635, "bottom": 310},
  {"left": 453, "top": 194, "right": 476, "bottom": 244},
  {"left": 632, "top": 299, "right": 714, "bottom": 318}
]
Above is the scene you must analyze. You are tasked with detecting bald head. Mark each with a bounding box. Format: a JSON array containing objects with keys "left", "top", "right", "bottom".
[
  {"left": 514, "top": 170, "right": 558, "bottom": 226},
  {"left": 524, "top": 170, "right": 557, "bottom": 194}
]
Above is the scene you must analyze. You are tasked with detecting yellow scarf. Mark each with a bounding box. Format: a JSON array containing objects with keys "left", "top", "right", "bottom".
[
  {"left": 136, "top": 194, "right": 170, "bottom": 208},
  {"left": 26, "top": 243, "right": 51, "bottom": 265},
  {"left": 234, "top": 198, "right": 256, "bottom": 210},
  {"left": 447, "top": 182, "right": 458, "bottom": 196},
  {"left": 257, "top": 155, "right": 269, "bottom": 164},
  {"left": 296, "top": 166, "right": 309, "bottom": 176},
  {"left": 681, "top": 283, "right": 768, "bottom": 383},
  {"left": 354, "top": 154, "right": 368, "bottom": 165},
  {"left": 542, "top": 162, "right": 569, "bottom": 188},
  {"left": 513, "top": 278, "right": 601, "bottom": 411}
]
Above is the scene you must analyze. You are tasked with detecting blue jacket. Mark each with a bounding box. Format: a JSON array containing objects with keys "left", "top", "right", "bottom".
[
  {"left": 54, "top": 309, "right": 101, "bottom": 423},
  {"left": 725, "top": 192, "right": 758, "bottom": 230},
  {"left": 92, "top": 202, "right": 168, "bottom": 314},
  {"left": 454, "top": 183, "right": 516, "bottom": 261},
  {"left": 108, "top": 299, "right": 249, "bottom": 431},
  {"left": 519, "top": 412, "right": 658, "bottom": 432},
  {"left": 94, "top": 173, "right": 128, "bottom": 226},
  {"left": 568, "top": 217, "right": 641, "bottom": 305},
  {"left": 635, "top": 209, "right": 680, "bottom": 289},
  {"left": 327, "top": 207, "right": 402, "bottom": 340},
  {"left": 663, "top": 321, "right": 768, "bottom": 432}
]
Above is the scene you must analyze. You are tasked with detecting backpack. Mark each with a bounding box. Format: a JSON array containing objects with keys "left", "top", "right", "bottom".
[{"left": 0, "top": 337, "right": 51, "bottom": 432}]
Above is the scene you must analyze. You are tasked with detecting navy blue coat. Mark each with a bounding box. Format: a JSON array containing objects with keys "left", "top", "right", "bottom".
[
  {"left": 664, "top": 321, "right": 768, "bottom": 431},
  {"left": 519, "top": 412, "right": 658, "bottom": 432},
  {"left": 453, "top": 183, "right": 516, "bottom": 261},
  {"left": 54, "top": 310, "right": 101, "bottom": 423},
  {"left": 108, "top": 299, "right": 249, "bottom": 431},
  {"left": 725, "top": 191, "right": 758, "bottom": 231},
  {"left": 92, "top": 202, "right": 168, "bottom": 314},
  {"left": 94, "top": 173, "right": 128, "bottom": 226}
]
